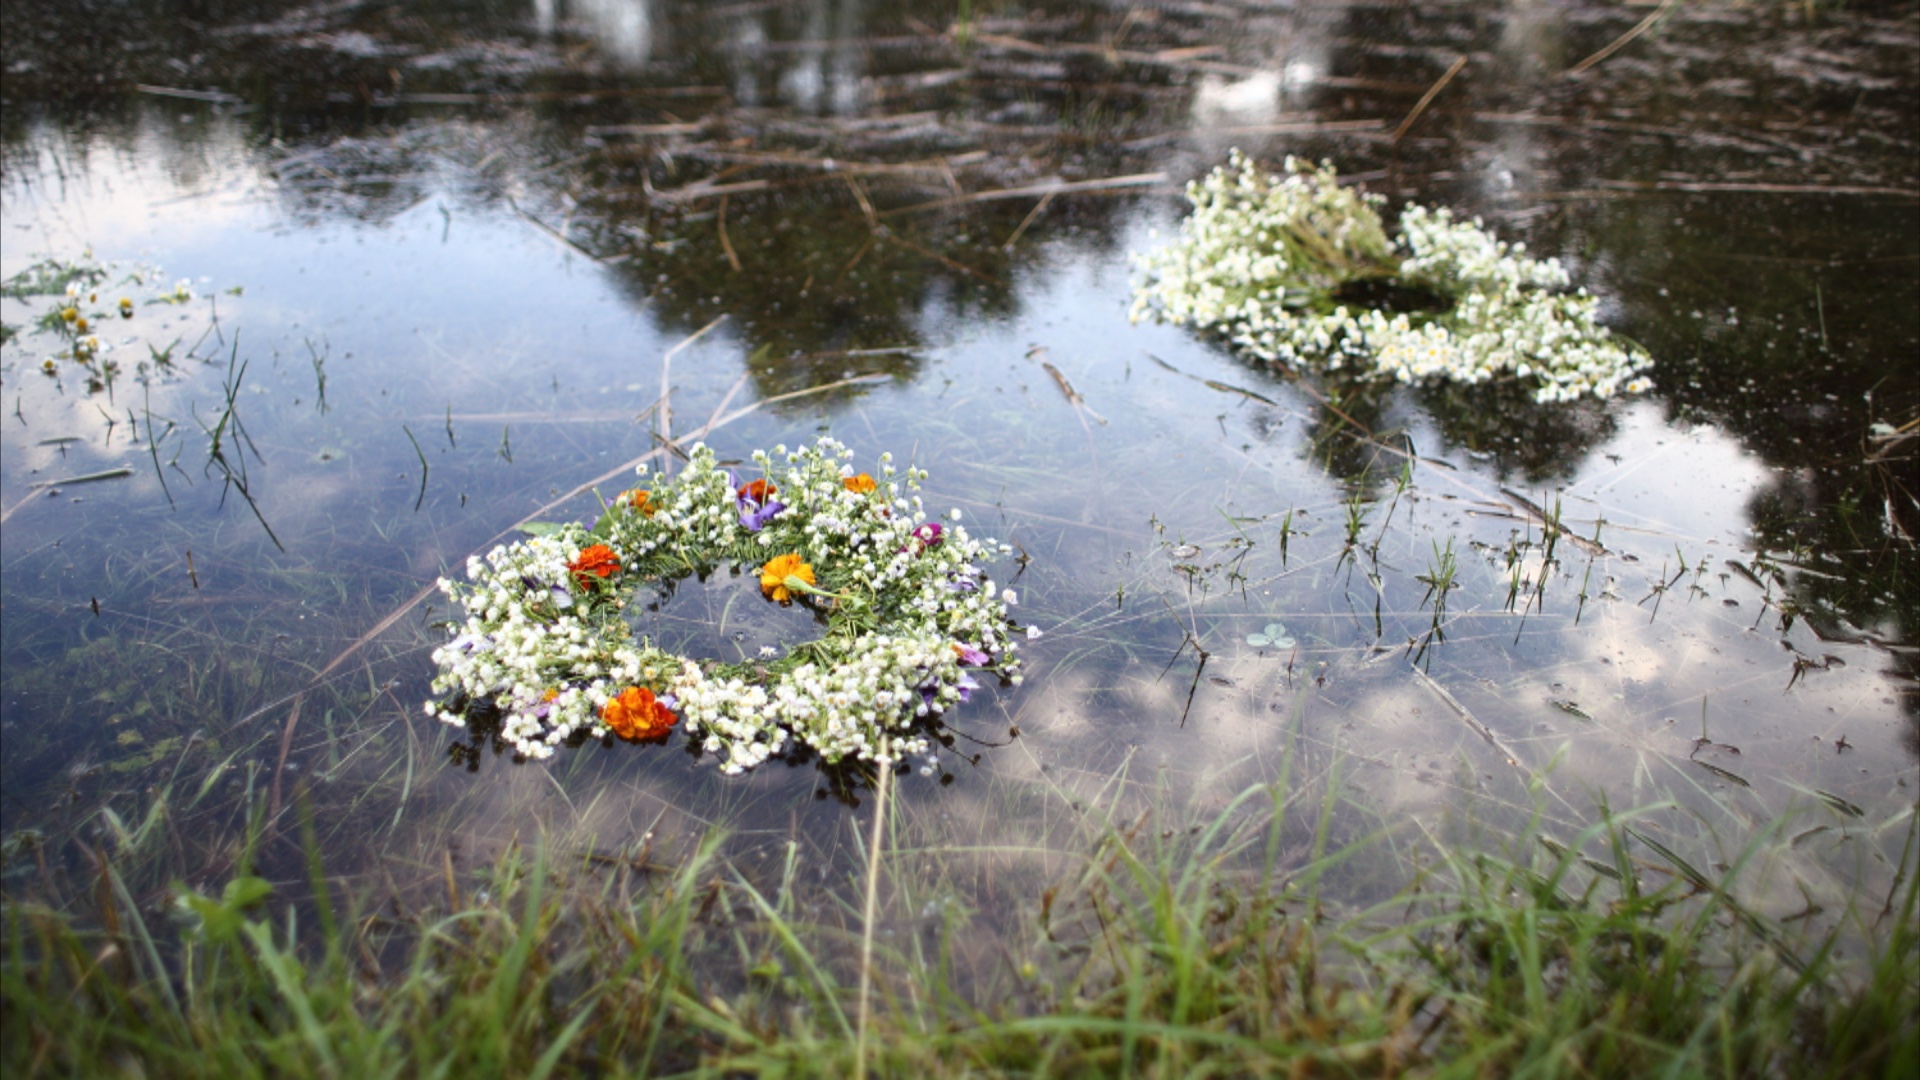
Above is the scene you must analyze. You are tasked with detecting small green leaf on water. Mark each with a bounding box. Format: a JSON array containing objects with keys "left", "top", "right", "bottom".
[
  {"left": 517, "top": 521, "right": 566, "bottom": 537},
  {"left": 1248, "top": 622, "right": 1296, "bottom": 649}
]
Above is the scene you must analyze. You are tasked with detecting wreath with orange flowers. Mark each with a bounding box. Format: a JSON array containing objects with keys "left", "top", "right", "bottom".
[{"left": 427, "top": 438, "right": 1034, "bottom": 773}]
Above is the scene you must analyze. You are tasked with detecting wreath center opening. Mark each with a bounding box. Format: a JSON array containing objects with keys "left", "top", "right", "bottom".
[{"left": 625, "top": 563, "right": 829, "bottom": 666}]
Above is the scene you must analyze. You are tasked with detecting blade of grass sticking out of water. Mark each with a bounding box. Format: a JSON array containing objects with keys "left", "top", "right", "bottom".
[
  {"left": 527, "top": 1009, "right": 596, "bottom": 1080},
  {"left": 729, "top": 871, "right": 854, "bottom": 1039},
  {"left": 855, "top": 755, "right": 892, "bottom": 1080},
  {"left": 101, "top": 852, "right": 184, "bottom": 1026},
  {"left": 141, "top": 379, "right": 174, "bottom": 508},
  {"left": 1627, "top": 825, "right": 1808, "bottom": 976},
  {"left": 241, "top": 920, "right": 342, "bottom": 1073},
  {"left": 196, "top": 334, "right": 283, "bottom": 551},
  {"left": 403, "top": 424, "right": 428, "bottom": 512},
  {"left": 295, "top": 784, "right": 338, "bottom": 946}
]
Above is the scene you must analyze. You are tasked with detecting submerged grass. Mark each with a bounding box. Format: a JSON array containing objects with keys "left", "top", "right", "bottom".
[{"left": 5, "top": 757, "right": 1913, "bottom": 1078}]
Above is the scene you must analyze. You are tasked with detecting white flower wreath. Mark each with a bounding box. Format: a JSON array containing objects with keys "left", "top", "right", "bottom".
[
  {"left": 426, "top": 437, "right": 1033, "bottom": 773},
  {"left": 1131, "top": 151, "right": 1653, "bottom": 403}
]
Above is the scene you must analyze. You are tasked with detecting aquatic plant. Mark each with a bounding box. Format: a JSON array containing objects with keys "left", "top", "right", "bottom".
[
  {"left": 1132, "top": 151, "right": 1654, "bottom": 404},
  {"left": 1, "top": 252, "right": 211, "bottom": 395}
]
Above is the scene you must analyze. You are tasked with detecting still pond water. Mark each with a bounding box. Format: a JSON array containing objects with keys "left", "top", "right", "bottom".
[{"left": 2, "top": 0, "right": 1915, "bottom": 961}]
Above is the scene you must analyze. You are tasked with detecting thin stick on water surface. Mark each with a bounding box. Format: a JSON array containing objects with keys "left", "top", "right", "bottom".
[
  {"left": 28, "top": 466, "right": 133, "bottom": 489},
  {"left": 1566, "top": 0, "right": 1677, "bottom": 77},
  {"left": 1390, "top": 55, "right": 1467, "bottom": 145},
  {"left": 659, "top": 313, "right": 730, "bottom": 458},
  {"left": 717, "top": 194, "right": 743, "bottom": 272}
]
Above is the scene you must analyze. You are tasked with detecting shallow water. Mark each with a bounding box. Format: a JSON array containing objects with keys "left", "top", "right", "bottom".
[{"left": 2, "top": 0, "right": 1915, "bottom": 963}]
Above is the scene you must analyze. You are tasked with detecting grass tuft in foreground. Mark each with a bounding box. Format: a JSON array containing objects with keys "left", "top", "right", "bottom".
[{"left": 4, "top": 780, "right": 1914, "bottom": 1078}]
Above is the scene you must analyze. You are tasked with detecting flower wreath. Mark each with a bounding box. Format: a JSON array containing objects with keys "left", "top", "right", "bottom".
[
  {"left": 1131, "top": 151, "right": 1653, "bottom": 403},
  {"left": 426, "top": 437, "right": 1035, "bottom": 773}
]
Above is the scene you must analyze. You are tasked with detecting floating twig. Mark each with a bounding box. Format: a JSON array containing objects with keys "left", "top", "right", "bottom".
[
  {"left": 1499, "top": 487, "right": 1607, "bottom": 556},
  {"left": 1411, "top": 666, "right": 1529, "bottom": 774},
  {"left": 1040, "top": 359, "right": 1107, "bottom": 426},
  {"left": 507, "top": 196, "right": 604, "bottom": 261},
  {"left": 880, "top": 172, "right": 1169, "bottom": 218},
  {"left": 1001, "top": 190, "right": 1054, "bottom": 250},
  {"left": 1566, "top": 0, "right": 1676, "bottom": 77},
  {"left": 1391, "top": 55, "right": 1467, "bottom": 145},
  {"left": 135, "top": 84, "right": 244, "bottom": 105},
  {"left": 29, "top": 466, "right": 133, "bottom": 489},
  {"left": 884, "top": 232, "right": 1003, "bottom": 286},
  {"left": 1146, "top": 353, "right": 1279, "bottom": 406},
  {"left": 717, "top": 194, "right": 743, "bottom": 272}
]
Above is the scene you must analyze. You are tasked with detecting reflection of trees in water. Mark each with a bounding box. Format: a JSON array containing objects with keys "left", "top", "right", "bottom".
[
  {"left": 1241, "top": 364, "right": 1612, "bottom": 495},
  {"left": 1571, "top": 190, "right": 1919, "bottom": 742},
  {"left": 577, "top": 174, "right": 1146, "bottom": 402},
  {"left": 1303, "top": 0, "right": 1920, "bottom": 732},
  {"left": 1412, "top": 381, "right": 1613, "bottom": 483},
  {"left": 2, "top": 0, "right": 1175, "bottom": 408}
]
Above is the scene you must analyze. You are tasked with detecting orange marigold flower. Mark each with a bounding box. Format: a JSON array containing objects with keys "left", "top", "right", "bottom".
[
  {"left": 737, "top": 478, "right": 776, "bottom": 504},
  {"left": 760, "top": 553, "right": 815, "bottom": 604},
  {"left": 625, "top": 489, "right": 655, "bottom": 516},
  {"left": 603, "top": 686, "right": 677, "bottom": 742},
  {"left": 568, "top": 543, "right": 621, "bottom": 589},
  {"left": 842, "top": 473, "right": 877, "bottom": 494}
]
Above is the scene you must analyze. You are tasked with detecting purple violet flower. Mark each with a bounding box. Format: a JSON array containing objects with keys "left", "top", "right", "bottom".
[
  {"left": 449, "top": 633, "right": 492, "bottom": 654},
  {"left": 912, "top": 522, "right": 944, "bottom": 549},
  {"left": 740, "top": 498, "right": 786, "bottom": 532},
  {"left": 954, "top": 643, "right": 990, "bottom": 667}
]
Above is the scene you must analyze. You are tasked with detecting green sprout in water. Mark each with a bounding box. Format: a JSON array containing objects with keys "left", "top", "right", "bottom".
[
  {"left": 1132, "top": 151, "right": 1654, "bottom": 403},
  {"left": 3, "top": 253, "right": 221, "bottom": 395}
]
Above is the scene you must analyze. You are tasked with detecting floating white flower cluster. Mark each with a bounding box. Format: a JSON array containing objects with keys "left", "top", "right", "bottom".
[
  {"left": 1131, "top": 151, "right": 1652, "bottom": 403},
  {"left": 426, "top": 437, "right": 1032, "bottom": 774}
]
